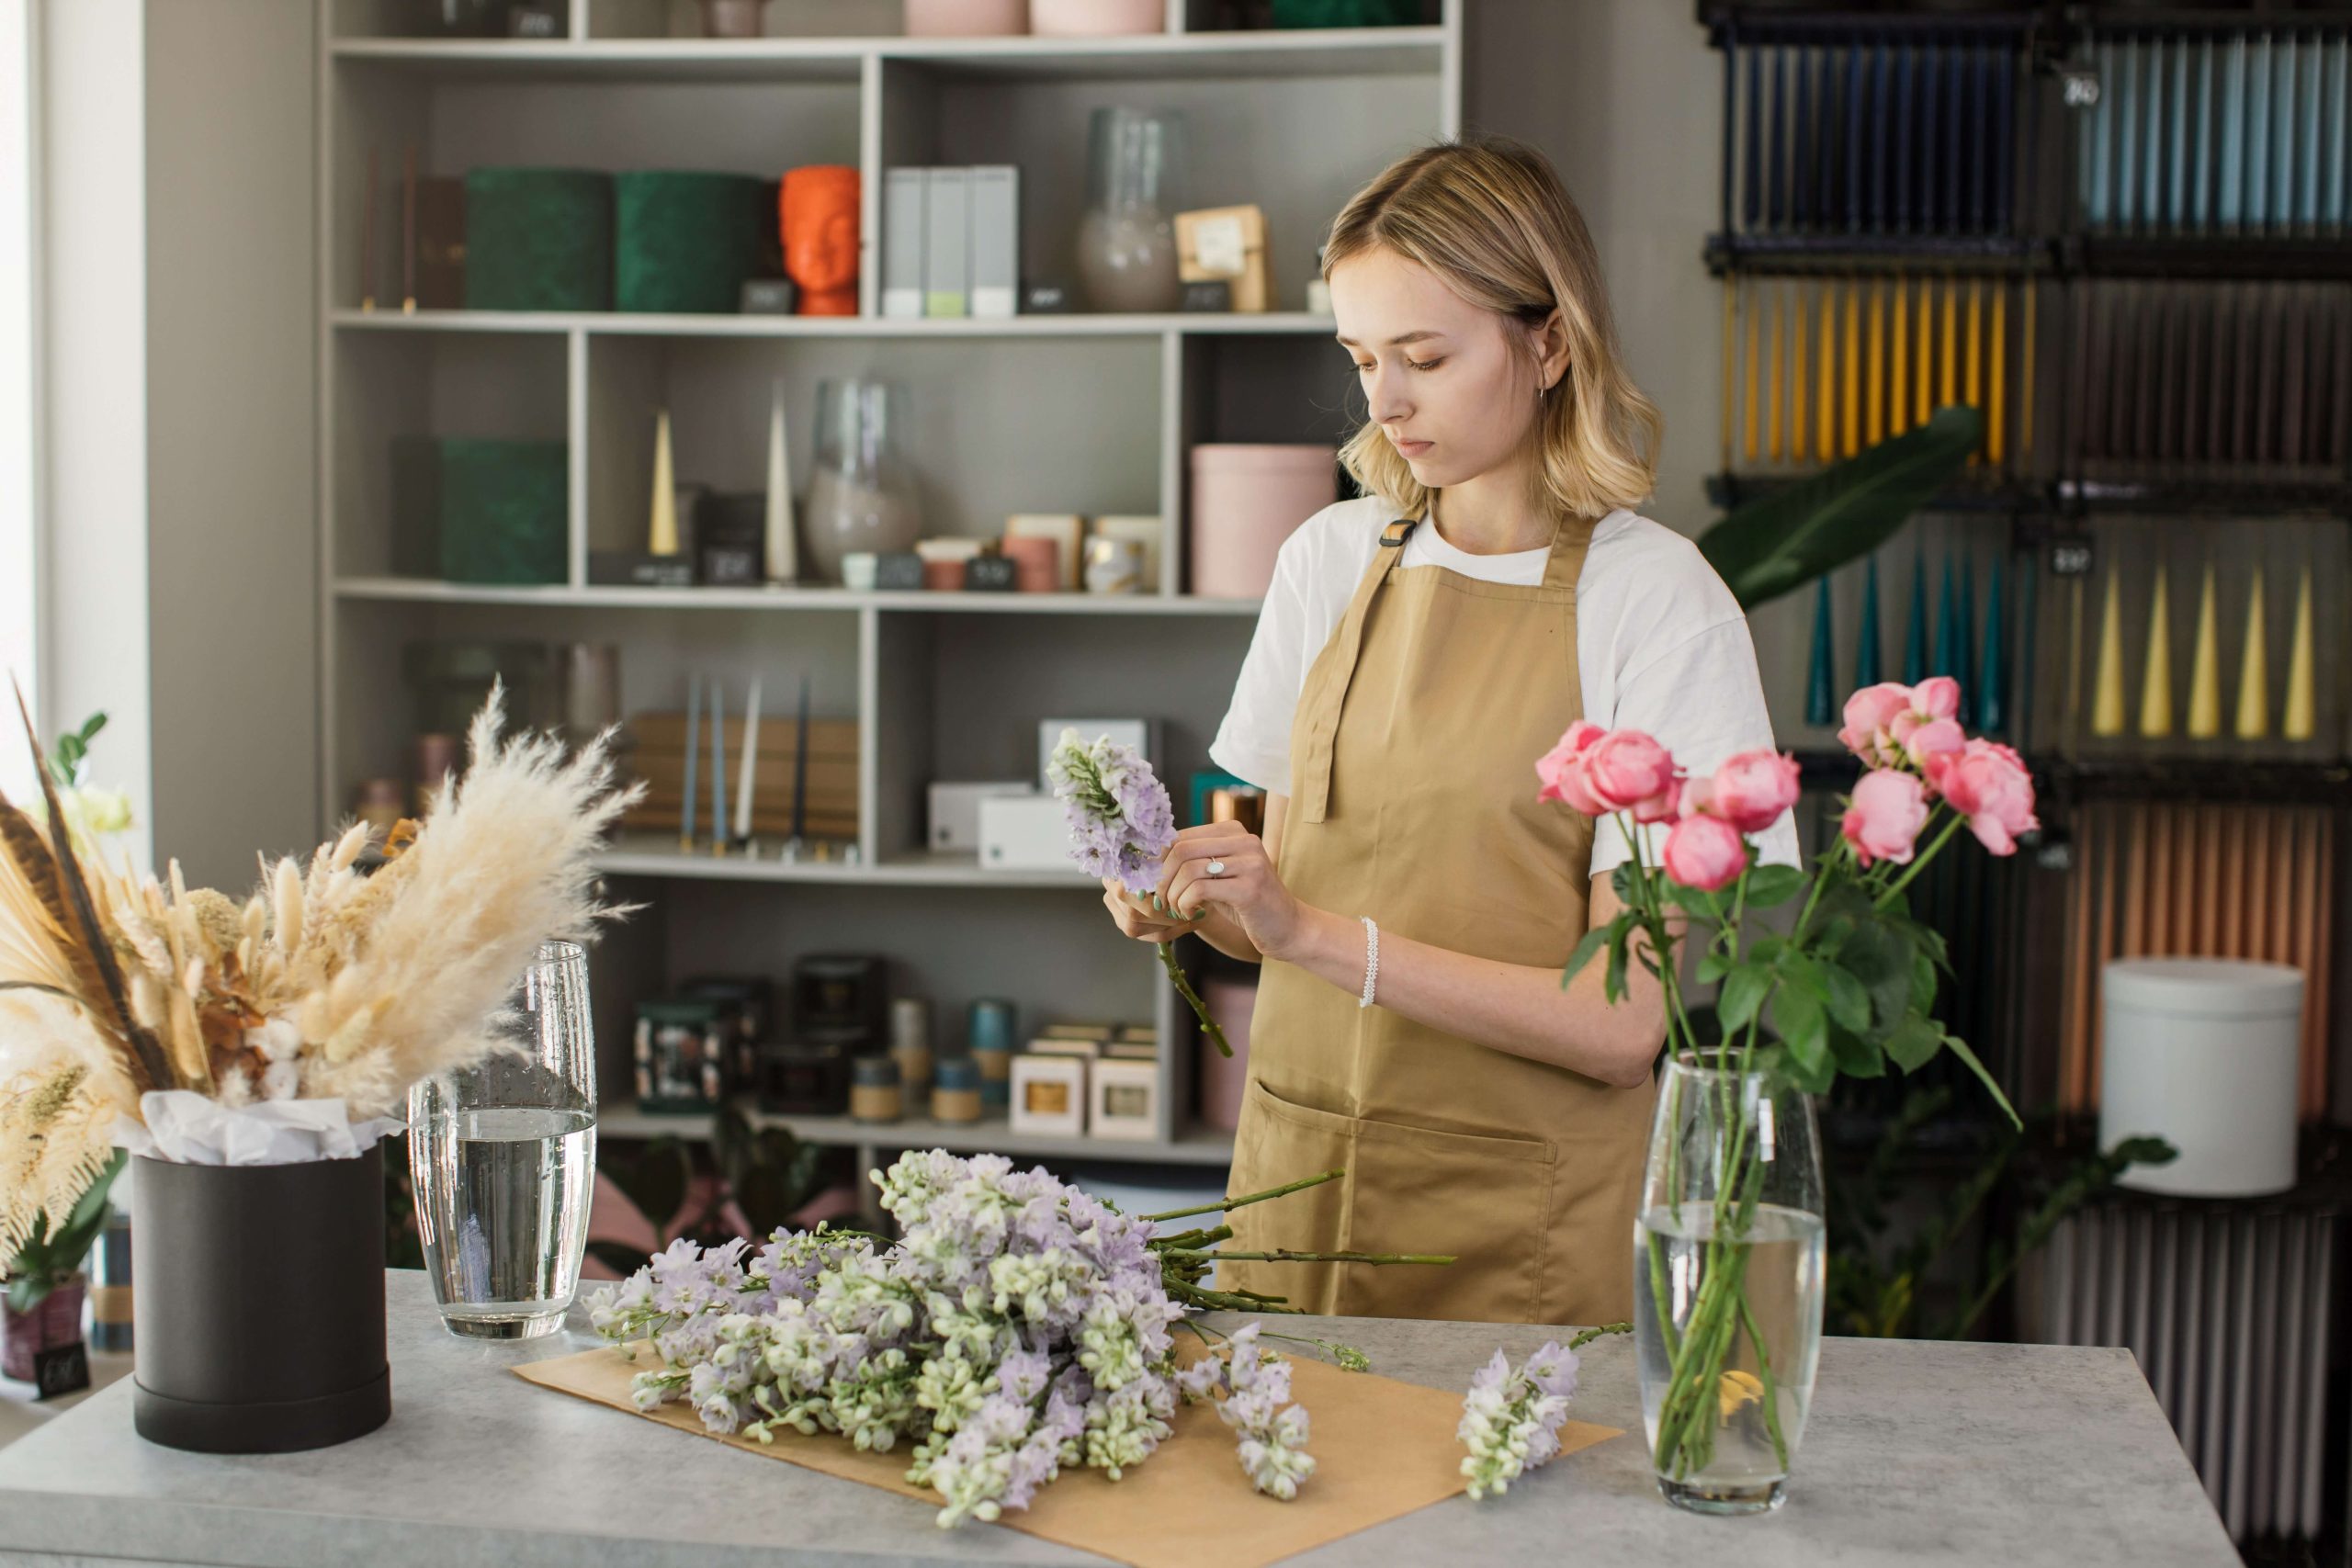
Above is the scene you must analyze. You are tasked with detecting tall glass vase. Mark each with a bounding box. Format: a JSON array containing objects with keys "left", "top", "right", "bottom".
[
  {"left": 1634, "top": 1050, "right": 1826, "bottom": 1515},
  {"left": 801, "top": 378, "right": 921, "bottom": 584},
  {"left": 1077, "top": 107, "right": 1185, "bottom": 313},
  {"left": 410, "top": 941, "right": 597, "bottom": 1339}
]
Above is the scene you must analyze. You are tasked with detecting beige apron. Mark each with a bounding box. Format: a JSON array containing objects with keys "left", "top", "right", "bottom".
[{"left": 1220, "top": 511, "right": 1655, "bottom": 1326}]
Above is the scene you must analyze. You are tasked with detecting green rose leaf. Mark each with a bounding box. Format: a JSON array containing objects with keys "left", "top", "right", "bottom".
[
  {"left": 1819, "top": 960, "right": 1872, "bottom": 1034},
  {"left": 1743, "top": 863, "right": 1805, "bottom": 908},
  {"left": 1560, "top": 923, "right": 1611, "bottom": 990},
  {"left": 1774, "top": 987, "right": 1828, "bottom": 1077},
  {"left": 1885, "top": 1011, "right": 1943, "bottom": 1072},
  {"left": 1826, "top": 1021, "right": 1885, "bottom": 1078},
  {"left": 1717, "top": 962, "right": 1773, "bottom": 1034},
  {"left": 1696, "top": 951, "right": 1730, "bottom": 985}
]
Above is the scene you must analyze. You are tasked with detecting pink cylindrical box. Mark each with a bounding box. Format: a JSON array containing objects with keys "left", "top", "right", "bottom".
[
  {"left": 905, "top": 0, "right": 1028, "bottom": 37},
  {"left": 1030, "top": 0, "right": 1163, "bottom": 35},
  {"left": 1001, "top": 535, "right": 1059, "bottom": 592},
  {"left": 1187, "top": 445, "right": 1337, "bottom": 600},
  {"left": 1196, "top": 975, "right": 1258, "bottom": 1132}
]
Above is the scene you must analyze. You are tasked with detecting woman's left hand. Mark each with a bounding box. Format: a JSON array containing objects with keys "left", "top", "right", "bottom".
[{"left": 1154, "top": 821, "right": 1306, "bottom": 960}]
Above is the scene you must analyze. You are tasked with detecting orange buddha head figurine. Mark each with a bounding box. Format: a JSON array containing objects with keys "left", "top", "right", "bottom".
[{"left": 781, "top": 164, "right": 862, "bottom": 317}]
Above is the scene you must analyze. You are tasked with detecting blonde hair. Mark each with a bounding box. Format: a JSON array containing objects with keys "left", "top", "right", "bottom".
[{"left": 1323, "top": 136, "right": 1663, "bottom": 524}]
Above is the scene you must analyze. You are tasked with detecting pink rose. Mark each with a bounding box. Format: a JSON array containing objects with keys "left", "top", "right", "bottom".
[
  {"left": 1583, "top": 730, "right": 1680, "bottom": 820},
  {"left": 1702, "top": 749, "right": 1802, "bottom": 834},
  {"left": 1837, "top": 683, "right": 1914, "bottom": 765},
  {"left": 1535, "top": 720, "right": 1608, "bottom": 814},
  {"left": 1662, "top": 812, "right": 1747, "bottom": 891},
  {"left": 1894, "top": 714, "right": 1966, "bottom": 770},
  {"left": 1925, "top": 739, "right": 2039, "bottom": 855},
  {"left": 1910, "top": 675, "right": 1961, "bottom": 720},
  {"left": 1840, "top": 769, "right": 1929, "bottom": 867}
]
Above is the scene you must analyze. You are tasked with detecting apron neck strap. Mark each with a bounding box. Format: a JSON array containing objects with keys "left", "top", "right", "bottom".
[{"left": 1542, "top": 510, "right": 1600, "bottom": 593}]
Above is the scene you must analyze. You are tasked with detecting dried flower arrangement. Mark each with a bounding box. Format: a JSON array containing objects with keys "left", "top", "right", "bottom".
[{"left": 0, "top": 682, "right": 640, "bottom": 1258}]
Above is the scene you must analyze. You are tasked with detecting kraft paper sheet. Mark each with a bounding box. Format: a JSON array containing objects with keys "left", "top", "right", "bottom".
[{"left": 515, "top": 1335, "right": 1621, "bottom": 1568}]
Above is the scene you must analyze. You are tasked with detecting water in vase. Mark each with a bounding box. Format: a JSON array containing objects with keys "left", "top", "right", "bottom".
[
  {"left": 413, "top": 1106, "right": 596, "bottom": 1338},
  {"left": 1634, "top": 1201, "right": 1826, "bottom": 1512}
]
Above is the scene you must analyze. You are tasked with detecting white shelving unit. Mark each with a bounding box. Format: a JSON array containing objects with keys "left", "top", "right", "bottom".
[{"left": 316, "top": 0, "right": 1463, "bottom": 1175}]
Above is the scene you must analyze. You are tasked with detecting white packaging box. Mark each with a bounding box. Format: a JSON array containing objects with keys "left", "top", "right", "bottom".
[
  {"left": 923, "top": 166, "right": 969, "bottom": 318},
  {"left": 1009, "top": 1053, "right": 1088, "bottom": 1137},
  {"left": 1088, "top": 1058, "right": 1159, "bottom": 1141},
  {"left": 882, "top": 166, "right": 927, "bottom": 320},
  {"left": 968, "top": 164, "right": 1019, "bottom": 320},
  {"left": 978, "top": 793, "right": 1072, "bottom": 873},
  {"left": 1037, "top": 718, "right": 1155, "bottom": 788},
  {"left": 928, "top": 780, "right": 1035, "bottom": 852}
]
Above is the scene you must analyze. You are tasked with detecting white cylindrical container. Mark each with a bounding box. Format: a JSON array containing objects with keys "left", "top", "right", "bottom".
[{"left": 2098, "top": 957, "right": 2303, "bottom": 1197}]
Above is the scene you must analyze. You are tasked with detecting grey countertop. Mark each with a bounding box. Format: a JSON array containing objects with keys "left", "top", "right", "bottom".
[{"left": 0, "top": 1269, "right": 2235, "bottom": 1568}]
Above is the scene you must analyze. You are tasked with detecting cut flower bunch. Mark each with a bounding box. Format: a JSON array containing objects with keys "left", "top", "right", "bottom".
[
  {"left": 585, "top": 1150, "right": 1456, "bottom": 1527},
  {"left": 0, "top": 682, "right": 638, "bottom": 1257},
  {"left": 1539, "top": 675, "right": 2033, "bottom": 1487}
]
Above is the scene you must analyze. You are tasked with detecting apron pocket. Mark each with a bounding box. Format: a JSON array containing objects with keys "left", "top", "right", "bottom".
[
  {"left": 1340, "top": 1109, "right": 1553, "bottom": 1324},
  {"left": 1221, "top": 1077, "right": 1356, "bottom": 1314}
]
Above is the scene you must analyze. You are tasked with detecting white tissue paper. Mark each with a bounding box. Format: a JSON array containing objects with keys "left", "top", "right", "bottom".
[{"left": 114, "top": 1090, "right": 407, "bottom": 1167}]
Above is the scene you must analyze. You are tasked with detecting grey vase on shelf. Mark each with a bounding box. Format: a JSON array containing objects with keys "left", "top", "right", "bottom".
[
  {"left": 1077, "top": 107, "right": 1185, "bottom": 314},
  {"left": 802, "top": 378, "right": 922, "bottom": 585}
]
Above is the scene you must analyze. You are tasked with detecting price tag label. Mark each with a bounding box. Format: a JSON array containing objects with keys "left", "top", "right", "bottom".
[{"left": 2049, "top": 536, "right": 2096, "bottom": 577}]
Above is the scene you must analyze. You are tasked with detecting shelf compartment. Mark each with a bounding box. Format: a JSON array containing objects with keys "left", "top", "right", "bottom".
[
  {"left": 582, "top": 331, "right": 1162, "bottom": 572},
  {"left": 332, "top": 307, "right": 1342, "bottom": 337},
  {"left": 597, "top": 1102, "right": 1236, "bottom": 1168},
  {"left": 334, "top": 576, "right": 1265, "bottom": 614}
]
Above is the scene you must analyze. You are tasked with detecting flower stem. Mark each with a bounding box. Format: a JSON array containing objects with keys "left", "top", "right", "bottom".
[
  {"left": 1141, "top": 1168, "right": 1343, "bottom": 1224},
  {"left": 1171, "top": 1247, "right": 1456, "bottom": 1268},
  {"left": 1568, "top": 1321, "right": 1632, "bottom": 1350},
  {"left": 1159, "top": 941, "right": 1233, "bottom": 1057},
  {"left": 1874, "top": 809, "right": 1967, "bottom": 908}
]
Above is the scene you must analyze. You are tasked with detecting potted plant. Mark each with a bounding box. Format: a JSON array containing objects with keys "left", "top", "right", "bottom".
[{"left": 3, "top": 1152, "right": 123, "bottom": 1396}]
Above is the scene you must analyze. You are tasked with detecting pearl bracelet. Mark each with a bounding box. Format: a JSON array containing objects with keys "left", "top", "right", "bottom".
[{"left": 1358, "top": 915, "right": 1380, "bottom": 1010}]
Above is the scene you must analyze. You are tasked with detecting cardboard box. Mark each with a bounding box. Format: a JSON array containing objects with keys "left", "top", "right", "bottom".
[{"left": 1175, "top": 204, "right": 1271, "bottom": 314}]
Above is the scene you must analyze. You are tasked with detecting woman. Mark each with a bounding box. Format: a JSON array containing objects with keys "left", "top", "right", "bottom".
[{"left": 1099, "top": 137, "right": 1798, "bottom": 1327}]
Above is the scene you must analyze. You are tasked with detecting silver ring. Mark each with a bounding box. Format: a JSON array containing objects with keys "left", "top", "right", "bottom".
[{"left": 1205, "top": 858, "right": 1227, "bottom": 877}]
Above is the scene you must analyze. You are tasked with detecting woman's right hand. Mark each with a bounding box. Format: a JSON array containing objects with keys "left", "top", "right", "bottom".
[{"left": 1100, "top": 877, "right": 1194, "bottom": 943}]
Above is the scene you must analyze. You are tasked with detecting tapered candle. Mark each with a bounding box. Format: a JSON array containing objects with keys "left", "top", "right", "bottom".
[
  {"left": 1865, "top": 279, "right": 1885, "bottom": 446},
  {"left": 2139, "top": 564, "right": 2174, "bottom": 738},
  {"left": 2089, "top": 40, "right": 2114, "bottom": 228},
  {"left": 2221, "top": 33, "right": 2245, "bottom": 230},
  {"left": 1957, "top": 551, "right": 1977, "bottom": 725},
  {"left": 1981, "top": 554, "right": 2007, "bottom": 733},
  {"left": 2235, "top": 567, "right": 2270, "bottom": 739},
  {"left": 1987, "top": 288, "right": 2007, "bottom": 465},
  {"left": 1743, "top": 280, "right": 1760, "bottom": 464},
  {"left": 1807, "top": 576, "right": 1837, "bottom": 726},
  {"left": 1917, "top": 275, "right": 1935, "bottom": 426},
  {"left": 1905, "top": 553, "right": 1931, "bottom": 685},
  {"left": 2018, "top": 284, "right": 2037, "bottom": 461},
  {"left": 681, "top": 673, "right": 700, "bottom": 851},
  {"left": 1744, "top": 44, "right": 1764, "bottom": 231},
  {"left": 1939, "top": 272, "right": 1958, "bottom": 409},
  {"left": 1817, "top": 276, "right": 1838, "bottom": 463},
  {"left": 2194, "top": 38, "right": 2216, "bottom": 232},
  {"left": 734, "top": 677, "right": 763, "bottom": 843},
  {"left": 1721, "top": 283, "right": 1737, "bottom": 469},
  {"left": 2246, "top": 34, "right": 2271, "bottom": 231},
  {"left": 1934, "top": 552, "right": 1963, "bottom": 682},
  {"left": 1856, "top": 555, "right": 1884, "bottom": 688},
  {"left": 1891, "top": 276, "right": 1911, "bottom": 435},
  {"left": 2284, "top": 568, "right": 2316, "bottom": 739},
  {"left": 1791, "top": 282, "right": 1809, "bottom": 461},
  {"left": 1963, "top": 278, "right": 1983, "bottom": 461},
  {"left": 2092, "top": 570, "right": 2127, "bottom": 737},
  {"left": 790, "top": 673, "right": 810, "bottom": 845},
  {"left": 650, "top": 409, "right": 679, "bottom": 556},
  {"left": 764, "top": 380, "right": 797, "bottom": 584},
  {"left": 2187, "top": 563, "right": 2222, "bottom": 739},
  {"left": 1841, "top": 276, "right": 1861, "bottom": 457},
  {"left": 1766, "top": 283, "right": 1785, "bottom": 462},
  {"left": 709, "top": 680, "right": 727, "bottom": 856}
]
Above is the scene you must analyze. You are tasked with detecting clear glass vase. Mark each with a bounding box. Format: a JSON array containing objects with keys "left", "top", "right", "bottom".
[
  {"left": 1077, "top": 107, "right": 1185, "bottom": 313},
  {"left": 1634, "top": 1049, "right": 1826, "bottom": 1515},
  {"left": 801, "top": 378, "right": 921, "bottom": 585},
  {"left": 409, "top": 941, "right": 598, "bottom": 1339}
]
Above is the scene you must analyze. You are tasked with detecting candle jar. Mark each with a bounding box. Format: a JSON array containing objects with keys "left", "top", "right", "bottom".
[
  {"left": 932, "top": 1056, "right": 984, "bottom": 1123},
  {"left": 802, "top": 379, "right": 921, "bottom": 585},
  {"left": 889, "top": 997, "right": 934, "bottom": 1102},
  {"left": 849, "top": 1055, "right": 903, "bottom": 1123}
]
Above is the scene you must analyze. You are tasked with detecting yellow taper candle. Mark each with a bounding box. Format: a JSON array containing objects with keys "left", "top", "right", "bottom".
[
  {"left": 1891, "top": 276, "right": 1910, "bottom": 436},
  {"left": 1721, "top": 281, "right": 1736, "bottom": 471},
  {"left": 1865, "top": 279, "right": 1885, "bottom": 446},
  {"left": 2019, "top": 286, "right": 2037, "bottom": 462},
  {"left": 2284, "top": 568, "right": 2316, "bottom": 740},
  {"left": 1916, "top": 276, "right": 1936, "bottom": 428},
  {"left": 2187, "top": 563, "right": 2222, "bottom": 739},
  {"left": 2235, "top": 566, "right": 2270, "bottom": 739},
  {"left": 649, "top": 408, "right": 679, "bottom": 556},
  {"left": 1743, "top": 279, "right": 1759, "bottom": 465},
  {"left": 2092, "top": 569, "right": 2128, "bottom": 737},
  {"left": 1939, "top": 275, "right": 1959, "bottom": 412},
  {"left": 1841, "top": 276, "right": 1860, "bottom": 457},
  {"left": 2139, "top": 564, "right": 2174, "bottom": 739},
  {"left": 1791, "top": 281, "right": 1808, "bottom": 464},
  {"left": 1963, "top": 278, "right": 1983, "bottom": 463},
  {"left": 1766, "top": 282, "right": 1785, "bottom": 462},
  {"left": 1817, "top": 276, "right": 1838, "bottom": 463},
  {"left": 1987, "top": 288, "right": 2007, "bottom": 467}
]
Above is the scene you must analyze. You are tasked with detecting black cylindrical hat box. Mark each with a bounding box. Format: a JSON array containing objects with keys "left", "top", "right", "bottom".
[{"left": 129, "top": 1146, "right": 390, "bottom": 1453}]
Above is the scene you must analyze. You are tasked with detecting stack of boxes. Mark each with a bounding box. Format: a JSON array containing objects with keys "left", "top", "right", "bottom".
[{"left": 883, "top": 165, "right": 1021, "bottom": 320}]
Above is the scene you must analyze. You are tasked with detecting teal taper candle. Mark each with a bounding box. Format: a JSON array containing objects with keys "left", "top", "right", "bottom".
[
  {"left": 1807, "top": 575, "right": 1837, "bottom": 726},
  {"left": 1981, "top": 554, "right": 2007, "bottom": 734},
  {"left": 1856, "top": 555, "right": 1884, "bottom": 688},
  {"left": 1904, "top": 553, "right": 1931, "bottom": 684}
]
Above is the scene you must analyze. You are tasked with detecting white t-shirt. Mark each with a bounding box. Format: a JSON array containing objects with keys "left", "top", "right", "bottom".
[{"left": 1208, "top": 495, "right": 1801, "bottom": 878}]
